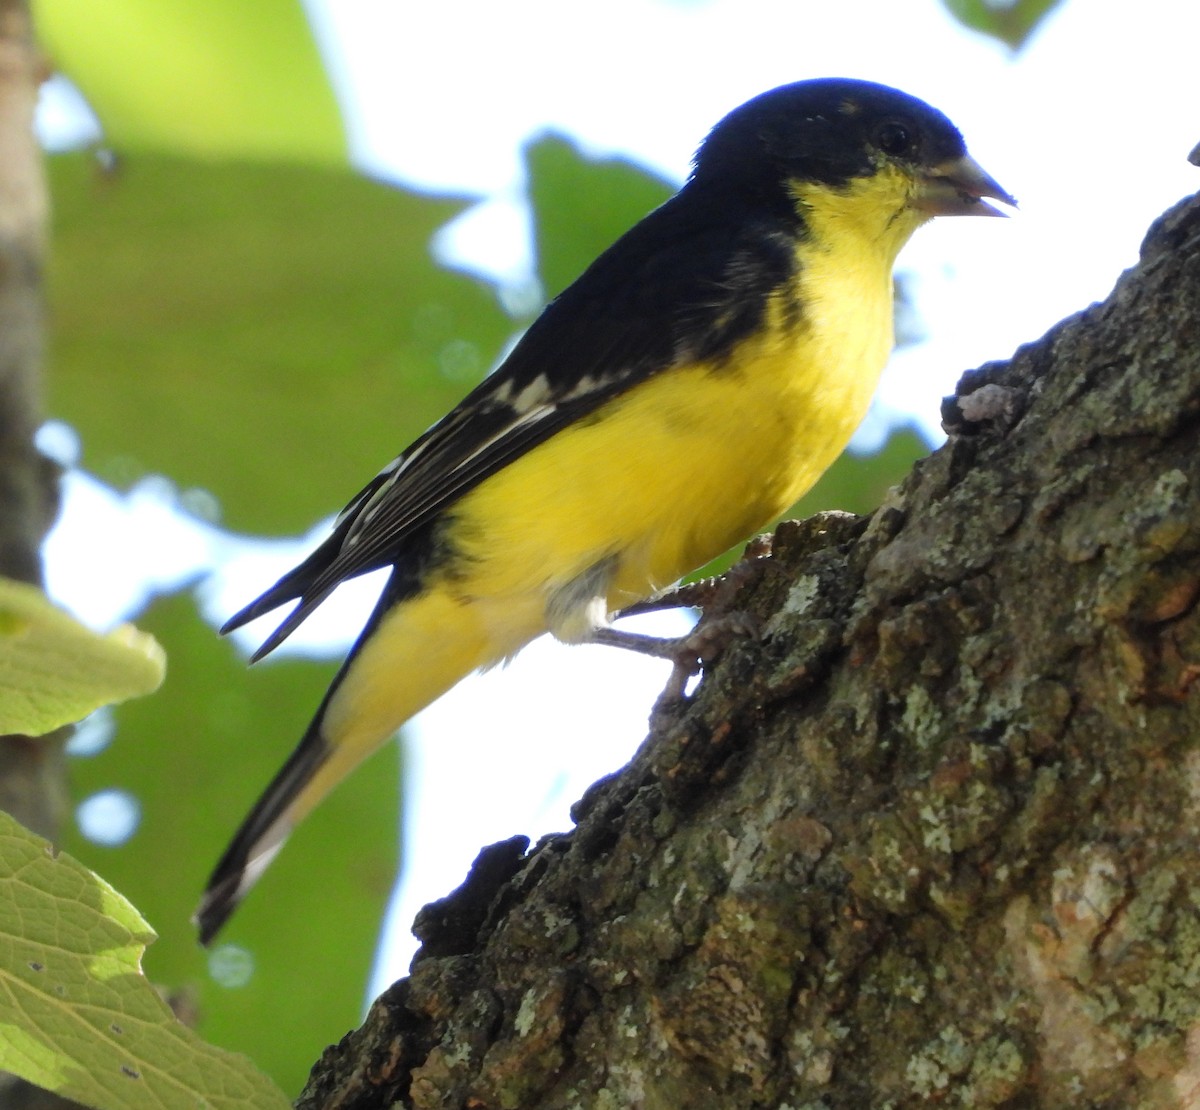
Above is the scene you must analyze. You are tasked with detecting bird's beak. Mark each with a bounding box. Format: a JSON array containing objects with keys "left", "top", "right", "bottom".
[{"left": 913, "top": 154, "right": 1017, "bottom": 217}]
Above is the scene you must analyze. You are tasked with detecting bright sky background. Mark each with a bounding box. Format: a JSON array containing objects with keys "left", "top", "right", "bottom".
[{"left": 38, "top": 0, "right": 1200, "bottom": 995}]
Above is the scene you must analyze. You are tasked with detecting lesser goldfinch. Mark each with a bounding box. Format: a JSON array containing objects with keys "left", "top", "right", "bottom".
[{"left": 195, "top": 78, "right": 1012, "bottom": 943}]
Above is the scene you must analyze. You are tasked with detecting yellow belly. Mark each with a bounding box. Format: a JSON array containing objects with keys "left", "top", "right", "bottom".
[{"left": 445, "top": 249, "right": 896, "bottom": 636}]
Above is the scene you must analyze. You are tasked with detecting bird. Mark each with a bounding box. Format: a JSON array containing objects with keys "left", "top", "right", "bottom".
[{"left": 195, "top": 77, "right": 1013, "bottom": 944}]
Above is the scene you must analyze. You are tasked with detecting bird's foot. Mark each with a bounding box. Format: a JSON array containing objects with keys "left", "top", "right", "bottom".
[
  {"left": 592, "top": 534, "right": 775, "bottom": 712},
  {"left": 651, "top": 610, "right": 762, "bottom": 708}
]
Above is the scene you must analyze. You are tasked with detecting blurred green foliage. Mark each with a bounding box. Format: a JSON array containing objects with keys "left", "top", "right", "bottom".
[
  {"left": 47, "top": 153, "right": 509, "bottom": 534},
  {"left": 526, "top": 133, "right": 675, "bottom": 300},
  {"left": 61, "top": 592, "right": 400, "bottom": 1094},
  {"left": 942, "top": 0, "right": 1063, "bottom": 49},
  {"left": 33, "top": 0, "right": 348, "bottom": 164}
]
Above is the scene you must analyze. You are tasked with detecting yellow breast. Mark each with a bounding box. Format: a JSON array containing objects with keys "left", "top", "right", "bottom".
[{"left": 447, "top": 171, "right": 926, "bottom": 631}]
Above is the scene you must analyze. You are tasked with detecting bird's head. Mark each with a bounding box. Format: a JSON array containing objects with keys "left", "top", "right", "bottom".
[{"left": 691, "top": 78, "right": 1014, "bottom": 253}]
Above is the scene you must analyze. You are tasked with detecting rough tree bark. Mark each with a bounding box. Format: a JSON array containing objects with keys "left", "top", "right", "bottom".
[
  {"left": 0, "top": 5, "right": 84, "bottom": 1110},
  {"left": 0, "top": 0, "right": 63, "bottom": 843},
  {"left": 299, "top": 190, "right": 1200, "bottom": 1109}
]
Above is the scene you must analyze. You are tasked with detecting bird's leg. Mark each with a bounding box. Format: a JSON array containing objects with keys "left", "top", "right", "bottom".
[
  {"left": 586, "top": 612, "right": 760, "bottom": 662},
  {"left": 593, "top": 534, "right": 776, "bottom": 703},
  {"left": 587, "top": 612, "right": 760, "bottom": 703}
]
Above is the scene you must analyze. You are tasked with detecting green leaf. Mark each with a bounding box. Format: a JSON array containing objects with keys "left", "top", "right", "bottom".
[
  {"left": 941, "top": 0, "right": 1063, "bottom": 50},
  {"left": 526, "top": 133, "right": 675, "bottom": 301},
  {"left": 0, "top": 577, "right": 164, "bottom": 736},
  {"left": 0, "top": 808, "right": 289, "bottom": 1110},
  {"left": 61, "top": 590, "right": 401, "bottom": 1095},
  {"left": 33, "top": 0, "right": 347, "bottom": 165},
  {"left": 46, "top": 153, "right": 512, "bottom": 533}
]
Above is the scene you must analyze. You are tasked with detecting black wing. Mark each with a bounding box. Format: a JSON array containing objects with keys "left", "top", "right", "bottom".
[{"left": 223, "top": 188, "right": 798, "bottom": 660}]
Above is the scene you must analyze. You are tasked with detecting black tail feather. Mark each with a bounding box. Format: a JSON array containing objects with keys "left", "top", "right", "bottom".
[{"left": 193, "top": 724, "right": 331, "bottom": 945}]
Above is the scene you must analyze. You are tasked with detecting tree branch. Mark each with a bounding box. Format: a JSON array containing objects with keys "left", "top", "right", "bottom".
[
  {"left": 0, "top": 6, "right": 87, "bottom": 1110},
  {"left": 0, "top": 0, "right": 64, "bottom": 843}
]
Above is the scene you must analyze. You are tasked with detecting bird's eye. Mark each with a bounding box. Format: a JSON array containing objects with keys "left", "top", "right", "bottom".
[{"left": 877, "top": 122, "right": 913, "bottom": 157}]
